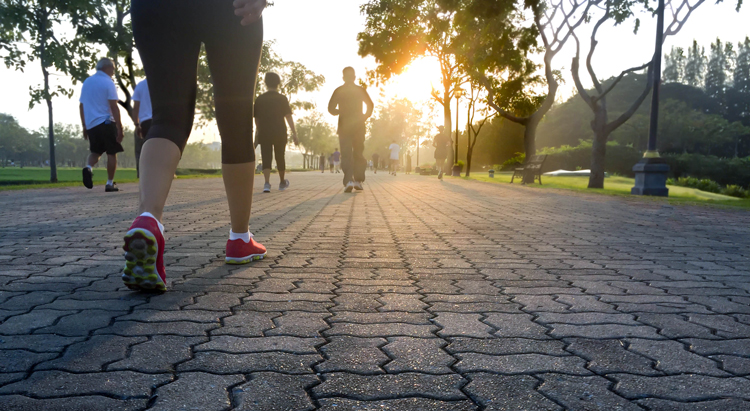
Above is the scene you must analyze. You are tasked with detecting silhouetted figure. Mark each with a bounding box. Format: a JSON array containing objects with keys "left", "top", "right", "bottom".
[
  {"left": 254, "top": 72, "right": 298, "bottom": 193},
  {"left": 433, "top": 125, "right": 452, "bottom": 180},
  {"left": 388, "top": 140, "right": 400, "bottom": 176},
  {"left": 332, "top": 148, "right": 341, "bottom": 173},
  {"left": 406, "top": 152, "right": 412, "bottom": 175},
  {"left": 328, "top": 67, "right": 374, "bottom": 192},
  {"left": 320, "top": 153, "right": 326, "bottom": 173},
  {"left": 372, "top": 153, "right": 380, "bottom": 174}
]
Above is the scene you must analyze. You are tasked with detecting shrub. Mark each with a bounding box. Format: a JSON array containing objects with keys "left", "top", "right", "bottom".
[
  {"left": 501, "top": 153, "right": 525, "bottom": 170},
  {"left": 663, "top": 153, "right": 750, "bottom": 188},
  {"left": 538, "top": 141, "right": 642, "bottom": 176},
  {"left": 722, "top": 185, "right": 749, "bottom": 198}
]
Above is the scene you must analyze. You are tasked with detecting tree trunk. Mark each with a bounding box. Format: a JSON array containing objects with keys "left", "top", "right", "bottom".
[
  {"left": 443, "top": 90, "right": 452, "bottom": 140},
  {"left": 588, "top": 123, "right": 609, "bottom": 189},
  {"left": 42, "top": 59, "right": 57, "bottom": 183},
  {"left": 465, "top": 150, "right": 472, "bottom": 177},
  {"left": 521, "top": 118, "right": 538, "bottom": 184}
]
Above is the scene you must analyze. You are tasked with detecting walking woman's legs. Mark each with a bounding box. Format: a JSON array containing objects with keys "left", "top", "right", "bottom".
[
  {"left": 137, "top": 139, "right": 181, "bottom": 221},
  {"left": 223, "top": 162, "right": 256, "bottom": 233}
]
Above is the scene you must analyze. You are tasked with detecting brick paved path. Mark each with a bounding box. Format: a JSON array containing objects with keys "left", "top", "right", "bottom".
[{"left": 2, "top": 173, "right": 750, "bottom": 410}]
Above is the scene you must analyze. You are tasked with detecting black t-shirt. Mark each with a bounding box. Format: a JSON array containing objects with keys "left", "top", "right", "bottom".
[{"left": 254, "top": 91, "right": 292, "bottom": 144}]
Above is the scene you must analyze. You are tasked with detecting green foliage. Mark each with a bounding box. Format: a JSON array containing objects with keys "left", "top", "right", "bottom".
[
  {"left": 295, "top": 112, "right": 337, "bottom": 156},
  {"left": 663, "top": 153, "right": 750, "bottom": 188},
  {"left": 723, "top": 184, "right": 749, "bottom": 198},
  {"left": 668, "top": 177, "right": 749, "bottom": 198},
  {"left": 366, "top": 98, "right": 424, "bottom": 160},
  {"left": 501, "top": 153, "right": 525, "bottom": 170},
  {"left": 537, "top": 141, "right": 643, "bottom": 176}
]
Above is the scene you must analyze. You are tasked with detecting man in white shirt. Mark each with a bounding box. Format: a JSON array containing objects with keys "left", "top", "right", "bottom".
[
  {"left": 132, "top": 78, "right": 152, "bottom": 177},
  {"left": 388, "top": 140, "right": 400, "bottom": 176},
  {"left": 79, "top": 58, "right": 124, "bottom": 192}
]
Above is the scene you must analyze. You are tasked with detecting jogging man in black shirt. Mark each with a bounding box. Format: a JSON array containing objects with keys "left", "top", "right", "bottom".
[
  {"left": 254, "top": 72, "right": 298, "bottom": 192},
  {"left": 328, "top": 67, "right": 374, "bottom": 192}
]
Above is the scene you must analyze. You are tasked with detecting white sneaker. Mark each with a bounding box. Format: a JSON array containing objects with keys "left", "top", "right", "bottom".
[
  {"left": 263, "top": 183, "right": 271, "bottom": 193},
  {"left": 353, "top": 181, "right": 364, "bottom": 191},
  {"left": 279, "top": 179, "right": 289, "bottom": 191},
  {"left": 344, "top": 181, "right": 354, "bottom": 193}
]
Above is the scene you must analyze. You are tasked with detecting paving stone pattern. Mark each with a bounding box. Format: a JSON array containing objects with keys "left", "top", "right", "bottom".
[{"left": 1, "top": 173, "right": 750, "bottom": 410}]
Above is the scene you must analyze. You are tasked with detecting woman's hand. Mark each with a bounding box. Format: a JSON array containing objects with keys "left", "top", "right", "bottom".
[{"left": 233, "top": 0, "right": 267, "bottom": 26}]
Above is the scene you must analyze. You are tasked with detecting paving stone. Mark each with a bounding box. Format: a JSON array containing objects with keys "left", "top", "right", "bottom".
[
  {"left": 119, "top": 309, "right": 222, "bottom": 323},
  {"left": 464, "top": 373, "right": 562, "bottom": 411},
  {"left": 36, "top": 335, "right": 146, "bottom": 372},
  {"left": 329, "top": 311, "right": 430, "bottom": 324},
  {"left": 232, "top": 372, "right": 319, "bottom": 411},
  {"left": 538, "top": 373, "right": 642, "bottom": 411},
  {"left": 688, "top": 314, "right": 750, "bottom": 338},
  {"left": 0, "top": 370, "right": 171, "bottom": 397},
  {"left": 324, "top": 322, "right": 439, "bottom": 338},
  {"left": 635, "top": 313, "right": 717, "bottom": 339},
  {"left": 0, "top": 334, "right": 83, "bottom": 352},
  {"left": 565, "top": 338, "right": 659, "bottom": 375},
  {"left": 636, "top": 398, "right": 750, "bottom": 411},
  {"left": 685, "top": 338, "right": 750, "bottom": 356},
  {"left": 613, "top": 374, "right": 750, "bottom": 401},
  {"left": 377, "top": 294, "right": 428, "bottom": 312},
  {"left": 265, "top": 311, "right": 330, "bottom": 337},
  {"left": 0, "top": 310, "right": 74, "bottom": 334},
  {"left": 108, "top": 336, "right": 205, "bottom": 372},
  {"left": 536, "top": 312, "right": 637, "bottom": 325},
  {"left": 711, "top": 355, "right": 750, "bottom": 375},
  {"left": 484, "top": 313, "right": 550, "bottom": 338},
  {"left": 317, "top": 398, "right": 478, "bottom": 410},
  {"left": 178, "top": 351, "right": 320, "bottom": 374},
  {"left": 195, "top": 335, "right": 322, "bottom": 354},
  {"left": 313, "top": 372, "right": 466, "bottom": 400},
  {"left": 455, "top": 353, "right": 590, "bottom": 375},
  {"left": 150, "top": 372, "right": 244, "bottom": 411},
  {"left": 548, "top": 324, "right": 662, "bottom": 339},
  {"left": 434, "top": 313, "right": 494, "bottom": 338},
  {"left": 316, "top": 336, "right": 388, "bottom": 374},
  {"left": 331, "top": 293, "right": 382, "bottom": 312},
  {"left": 0, "top": 395, "right": 147, "bottom": 411},
  {"left": 0, "top": 349, "right": 57, "bottom": 372},
  {"left": 34, "top": 310, "right": 128, "bottom": 336},
  {"left": 95, "top": 320, "right": 218, "bottom": 336},
  {"left": 212, "top": 311, "right": 276, "bottom": 337},
  {"left": 446, "top": 337, "right": 568, "bottom": 355},
  {"left": 382, "top": 337, "right": 454, "bottom": 374},
  {"left": 626, "top": 339, "right": 729, "bottom": 376}
]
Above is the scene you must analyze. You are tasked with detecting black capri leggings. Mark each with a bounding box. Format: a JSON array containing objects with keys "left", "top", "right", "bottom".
[
  {"left": 131, "top": 0, "right": 263, "bottom": 164},
  {"left": 259, "top": 141, "right": 286, "bottom": 171}
]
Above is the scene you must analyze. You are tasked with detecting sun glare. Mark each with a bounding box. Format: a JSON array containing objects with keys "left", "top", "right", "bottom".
[{"left": 380, "top": 57, "right": 442, "bottom": 105}]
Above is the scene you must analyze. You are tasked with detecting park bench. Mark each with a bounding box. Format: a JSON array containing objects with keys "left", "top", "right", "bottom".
[{"left": 511, "top": 154, "right": 547, "bottom": 184}]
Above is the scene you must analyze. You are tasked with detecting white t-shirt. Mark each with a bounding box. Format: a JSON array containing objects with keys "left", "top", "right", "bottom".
[
  {"left": 79, "top": 71, "right": 118, "bottom": 130},
  {"left": 389, "top": 143, "right": 400, "bottom": 160},
  {"left": 132, "top": 79, "right": 152, "bottom": 123}
]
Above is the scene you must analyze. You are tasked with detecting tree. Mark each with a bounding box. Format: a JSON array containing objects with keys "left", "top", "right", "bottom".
[
  {"left": 0, "top": 0, "right": 92, "bottom": 182},
  {"left": 366, "top": 97, "right": 422, "bottom": 161},
  {"left": 457, "top": 0, "right": 589, "bottom": 183},
  {"left": 663, "top": 46, "right": 685, "bottom": 83},
  {"left": 734, "top": 37, "right": 750, "bottom": 94},
  {"left": 566, "top": 0, "right": 723, "bottom": 189},
  {"left": 684, "top": 40, "right": 706, "bottom": 88},
  {"left": 358, "top": 0, "right": 468, "bottom": 138},
  {"left": 463, "top": 80, "right": 494, "bottom": 176},
  {"left": 295, "top": 112, "right": 337, "bottom": 167},
  {"left": 705, "top": 38, "right": 735, "bottom": 114}
]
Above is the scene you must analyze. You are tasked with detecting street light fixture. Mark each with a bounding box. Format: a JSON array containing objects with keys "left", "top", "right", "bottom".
[{"left": 631, "top": 0, "right": 669, "bottom": 197}]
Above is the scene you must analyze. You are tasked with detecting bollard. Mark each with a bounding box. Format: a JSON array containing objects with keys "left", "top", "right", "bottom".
[{"left": 489, "top": 169, "right": 495, "bottom": 178}]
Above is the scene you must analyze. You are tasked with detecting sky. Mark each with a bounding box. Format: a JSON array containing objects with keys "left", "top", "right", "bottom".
[{"left": 1, "top": 0, "right": 748, "bottom": 143}]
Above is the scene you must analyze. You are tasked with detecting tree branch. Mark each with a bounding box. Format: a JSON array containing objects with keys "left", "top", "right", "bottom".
[
  {"left": 478, "top": 74, "right": 527, "bottom": 124},
  {"left": 606, "top": 61, "right": 654, "bottom": 133},
  {"left": 595, "top": 60, "right": 651, "bottom": 102}
]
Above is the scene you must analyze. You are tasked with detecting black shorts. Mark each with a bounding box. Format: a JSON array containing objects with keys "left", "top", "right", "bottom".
[
  {"left": 88, "top": 122, "right": 123, "bottom": 155},
  {"left": 259, "top": 139, "right": 286, "bottom": 171},
  {"left": 131, "top": 0, "right": 262, "bottom": 164}
]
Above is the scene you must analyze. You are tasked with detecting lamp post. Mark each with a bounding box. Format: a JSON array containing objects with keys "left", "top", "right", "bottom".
[{"left": 631, "top": 0, "right": 669, "bottom": 196}]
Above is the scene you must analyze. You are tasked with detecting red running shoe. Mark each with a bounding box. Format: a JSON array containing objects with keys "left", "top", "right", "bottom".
[
  {"left": 225, "top": 237, "right": 266, "bottom": 264},
  {"left": 122, "top": 216, "right": 166, "bottom": 292}
]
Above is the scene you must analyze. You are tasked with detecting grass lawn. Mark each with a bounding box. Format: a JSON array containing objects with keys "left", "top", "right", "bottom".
[
  {"left": 0, "top": 167, "right": 221, "bottom": 191},
  {"left": 459, "top": 173, "right": 750, "bottom": 209}
]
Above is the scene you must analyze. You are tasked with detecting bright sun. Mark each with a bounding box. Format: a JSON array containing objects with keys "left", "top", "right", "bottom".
[{"left": 380, "top": 57, "right": 443, "bottom": 105}]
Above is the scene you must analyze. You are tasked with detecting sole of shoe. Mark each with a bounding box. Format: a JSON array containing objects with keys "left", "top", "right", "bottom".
[
  {"left": 344, "top": 186, "right": 354, "bottom": 193},
  {"left": 82, "top": 168, "right": 93, "bottom": 189},
  {"left": 123, "top": 228, "right": 166, "bottom": 292},
  {"left": 225, "top": 254, "right": 265, "bottom": 265}
]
